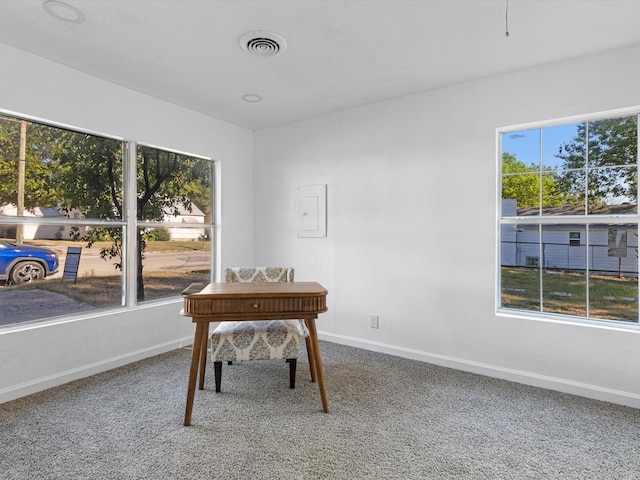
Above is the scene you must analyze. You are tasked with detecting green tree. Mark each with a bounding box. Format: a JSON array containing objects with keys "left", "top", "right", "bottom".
[
  {"left": 1, "top": 114, "right": 211, "bottom": 301},
  {"left": 501, "top": 153, "right": 563, "bottom": 209},
  {"left": 555, "top": 116, "right": 637, "bottom": 208},
  {"left": 0, "top": 117, "right": 61, "bottom": 209},
  {"left": 51, "top": 131, "right": 124, "bottom": 219}
]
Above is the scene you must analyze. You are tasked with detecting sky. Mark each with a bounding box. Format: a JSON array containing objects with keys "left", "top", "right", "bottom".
[{"left": 501, "top": 123, "right": 582, "bottom": 169}]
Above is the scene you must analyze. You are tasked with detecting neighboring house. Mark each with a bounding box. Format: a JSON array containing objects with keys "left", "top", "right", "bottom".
[
  {"left": 1, "top": 201, "right": 206, "bottom": 242},
  {"left": 162, "top": 202, "right": 206, "bottom": 241},
  {"left": 0, "top": 204, "right": 88, "bottom": 240},
  {"left": 501, "top": 199, "right": 638, "bottom": 274}
]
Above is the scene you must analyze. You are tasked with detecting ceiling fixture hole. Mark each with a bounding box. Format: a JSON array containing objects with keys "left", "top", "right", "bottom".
[
  {"left": 241, "top": 94, "right": 263, "bottom": 103},
  {"left": 42, "top": 0, "right": 86, "bottom": 23},
  {"left": 240, "top": 31, "right": 287, "bottom": 57}
]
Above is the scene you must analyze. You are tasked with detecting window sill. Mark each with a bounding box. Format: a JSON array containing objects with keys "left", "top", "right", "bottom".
[{"left": 496, "top": 308, "right": 640, "bottom": 333}]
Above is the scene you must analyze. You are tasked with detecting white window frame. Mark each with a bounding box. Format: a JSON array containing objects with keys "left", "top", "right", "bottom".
[
  {"left": 496, "top": 106, "right": 640, "bottom": 330},
  {"left": 0, "top": 109, "right": 217, "bottom": 323}
]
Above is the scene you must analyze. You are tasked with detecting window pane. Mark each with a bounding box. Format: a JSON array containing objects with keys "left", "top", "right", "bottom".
[
  {"left": 0, "top": 114, "right": 123, "bottom": 222},
  {"left": 541, "top": 269, "right": 587, "bottom": 317},
  {"left": 587, "top": 166, "right": 637, "bottom": 215},
  {"left": 0, "top": 227, "right": 124, "bottom": 327},
  {"left": 501, "top": 225, "right": 540, "bottom": 311},
  {"left": 541, "top": 225, "right": 587, "bottom": 317},
  {"left": 542, "top": 122, "right": 584, "bottom": 170},
  {"left": 136, "top": 145, "right": 212, "bottom": 222},
  {"left": 543, "top": 169, "right": 586, "bottom": 216},
  {"left": 588, "top": 225, "right": 638, "bottom": 323},
  {"left": 501, "top": 267, "right": 540, "bottom": 312},
  {"left": 587, "top": 116, "right": 638, "bottom": 168},
  {"left": 502, "top": 129, "right": 540, "bottom": 173},
  {"left": 500, "top": 267, "right": 540, "bottom": 312},
  {"left": 502, "top": 173, "right": 540, "bottom": 215},
  {"left": 137, "top": 227, "right": 211, "bottom": 303}
]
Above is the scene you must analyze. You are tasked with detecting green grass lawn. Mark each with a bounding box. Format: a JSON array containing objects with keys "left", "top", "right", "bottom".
[
  {"left": 9, "top": 270, "right": 209, "bottom": 308},
  {"left": 501, "top": 267, "right": 638, "bottom": 322},
  {"left": 24, "top": 239, "right": 210, "bottom": 255}
]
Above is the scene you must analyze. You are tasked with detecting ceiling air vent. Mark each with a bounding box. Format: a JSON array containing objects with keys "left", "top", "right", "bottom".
[{"left": 240, "top": 31, "right": 287, "bottom": 57}]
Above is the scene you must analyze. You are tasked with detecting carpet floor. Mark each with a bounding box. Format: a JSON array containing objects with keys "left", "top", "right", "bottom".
[{"left": 1, "top": 341, "right": 639, "bottom": 479}]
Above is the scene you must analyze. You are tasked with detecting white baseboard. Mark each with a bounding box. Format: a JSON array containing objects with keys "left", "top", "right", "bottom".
[
  {"left": 0, "top": 335, "right": 193, "bottom": 404},
  {"left": 318, "top": 331, "right": 640, "bottom": 410},
  {"left": 5, "top": 331, "right": 639, "bottom": 410}
]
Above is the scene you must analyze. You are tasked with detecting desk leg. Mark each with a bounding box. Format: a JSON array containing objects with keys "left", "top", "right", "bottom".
[
  {"left": 305, "top": 318, "right": 329, "bottom": 413},
  {"left": 184, "top": 321, "right": 205, "bottom": 426},
  {"left": 304, "top": 336, "right": 317, "bottom": 383}
]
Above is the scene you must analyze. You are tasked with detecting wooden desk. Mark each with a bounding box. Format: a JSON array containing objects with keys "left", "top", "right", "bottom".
[{"left": 181, "top": 281, "right": 329, "bottom": 426}]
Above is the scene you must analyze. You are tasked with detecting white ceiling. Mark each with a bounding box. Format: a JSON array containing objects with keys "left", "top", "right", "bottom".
[{"left": 1, "top": 0, "right": 640, "bottom": 131}]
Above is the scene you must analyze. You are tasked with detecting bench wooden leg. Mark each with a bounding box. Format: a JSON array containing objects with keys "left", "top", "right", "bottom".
[
  {"left": 214, "top": 361, "right": 222, "bottom": 393},
  {"left": 288, "top": 358, "right": 297, "bottom": 388}
]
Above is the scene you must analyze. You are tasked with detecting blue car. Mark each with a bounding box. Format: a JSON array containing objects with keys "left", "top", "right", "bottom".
[{"left": 0, "top": 240, "right": 59, "bottom": 284}]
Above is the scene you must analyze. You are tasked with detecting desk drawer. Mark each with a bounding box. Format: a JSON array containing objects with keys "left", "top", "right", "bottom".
[
  {"left": 183, "top": 295, "right": 327, "bottom": 321},
  {"left": 218, "top": 297, "right": 304, "bottom": 314},
  {"left": 184, "top": 295, "right": 326, "bottom": 316}
]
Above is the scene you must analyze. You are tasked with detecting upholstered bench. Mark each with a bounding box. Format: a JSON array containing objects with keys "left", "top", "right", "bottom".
[{"left": 210, "top": 267, "right": 316, "bottom": 392}]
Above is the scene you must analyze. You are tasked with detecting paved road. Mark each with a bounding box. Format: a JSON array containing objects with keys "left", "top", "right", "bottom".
[
  {"left": 49, "top": 249, "right": 210, "bottom": 279},
  {"left": 0, "top": 289, "right": 93, "bottom": 326}
]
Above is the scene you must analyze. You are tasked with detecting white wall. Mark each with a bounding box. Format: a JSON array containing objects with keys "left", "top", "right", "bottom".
[
  {"left": 0, "top": 44, "right": 254, "bottom": 402},
  {"left": 253, "top": 44, "right": 640, "bottom": 408},
  {"left": 3, "top": 41, "right": 640, "bottom": 408}
]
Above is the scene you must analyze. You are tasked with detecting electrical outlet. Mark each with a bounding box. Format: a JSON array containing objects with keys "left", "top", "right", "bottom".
[{"left": 369, "top": 314, "right": 379, "bottom": 329}]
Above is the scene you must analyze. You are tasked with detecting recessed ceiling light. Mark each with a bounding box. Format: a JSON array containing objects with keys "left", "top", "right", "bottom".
[
  {"left": 42, "top": 0, "right": 86, "bottom": 24},
  {"left": 241, "top": 94, "right": 263, "bottom": 103},
  {"left": 239, "top": 31, "right": 287, "bottom": 57}
]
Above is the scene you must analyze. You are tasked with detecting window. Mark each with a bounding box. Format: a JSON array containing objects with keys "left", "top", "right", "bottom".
[
  {"left": 499, "top": 112, "right": 639, "bottom": 325},
  {"left": 569, "top": 232, "right": 580, "bottom": 247},
  {"left": 0, "top": 112, "right": 215, "bottom": 327},
  {"left": 135, "top": 144, "right": 213, "bottom": 303}
]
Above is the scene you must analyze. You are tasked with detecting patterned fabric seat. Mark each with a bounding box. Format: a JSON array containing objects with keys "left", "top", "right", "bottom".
[
  {"left": 210, "top": 267, "right": 316, "bottom": 393},
  {"left": 211, "top": 319, "right": 303, "bottom": 362}
]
